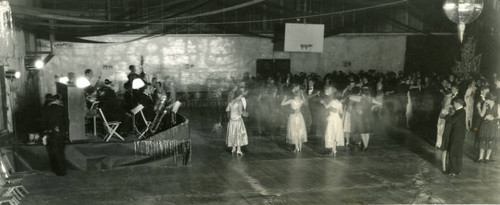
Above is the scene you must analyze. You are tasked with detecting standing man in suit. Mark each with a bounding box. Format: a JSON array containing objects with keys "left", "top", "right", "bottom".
[
  {"left": 306, "top": 79, "right": 321, "bottom": 136},
  {"left": 443, "top": 98, "right": 467, "bottom": 176},
  {"left": 41, "top": 94, "right": 67, "bottom": 176}
]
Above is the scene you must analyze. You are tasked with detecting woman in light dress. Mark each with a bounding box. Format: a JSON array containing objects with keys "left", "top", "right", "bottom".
[
  {"left": 464, "top": 81, "right": 477, "bottom": 130},
  {"left": 436, "top": 79, "right": 452, "bottom": 149},
  {"left": 226, "top": 90, "right": 249, "bottom": 156},
  {"left": 321, "top": 86, "right": 344, "bottom": 156},
  {"left": 281, "top": 85, "right": 308, "bottom": 152}
]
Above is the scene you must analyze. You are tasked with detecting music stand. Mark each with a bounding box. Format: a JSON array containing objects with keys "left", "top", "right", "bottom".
[{"left": 130, "top": 104, "right": 150, "bottom": 139}]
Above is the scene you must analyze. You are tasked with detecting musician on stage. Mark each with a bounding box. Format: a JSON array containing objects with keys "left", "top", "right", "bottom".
[
  {"left": 133, "top": 85, "right": 155, "bottom": 122},
  {"left": 84, "top": 69, "right": 100, "bottom": 109},
  {"left": 97, "top": 80, "right": 127, "bottom": 121}
]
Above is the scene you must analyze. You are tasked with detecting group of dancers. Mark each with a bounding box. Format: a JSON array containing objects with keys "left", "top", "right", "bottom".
[
  {"left": 436, "top": 75, "right": 500, "bottom": 176},
  {"left": 223, "top": 69, "right": 500, "bottom": 173},
  {"left": 224, "top": 72, "right": 383, "bottom": 156}
]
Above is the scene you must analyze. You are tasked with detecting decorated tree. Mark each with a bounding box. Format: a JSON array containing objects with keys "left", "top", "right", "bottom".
[{"left": 451, "top": 37, "right": 482, "bottom": 77}]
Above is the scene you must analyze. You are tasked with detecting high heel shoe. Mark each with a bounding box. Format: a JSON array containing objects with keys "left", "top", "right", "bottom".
[{"left": 237, "top": 151, "right": 244, "bottom": 156}]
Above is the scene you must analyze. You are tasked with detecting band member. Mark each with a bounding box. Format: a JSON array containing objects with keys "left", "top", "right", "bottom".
[
  {"left": 97, "top": 79, "right": 127, "bottom": 122},
  {"left": 134, "top": 85, "right": 155, "bottom": 122},
  {"left": 41, "top": 94, "right": 66, "bottom": 176}
]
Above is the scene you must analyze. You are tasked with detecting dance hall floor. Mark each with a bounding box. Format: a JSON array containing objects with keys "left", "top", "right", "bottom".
[{"left": 19, "top": 108, "right": 500, "bottom": 204}]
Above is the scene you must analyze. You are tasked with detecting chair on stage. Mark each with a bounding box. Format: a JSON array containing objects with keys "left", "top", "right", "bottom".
[
  {"left": 130, "top": 104, "right": 151, "bottom": 139},
  {"left": 170, "top": 101, "right": 182, "bottom": 125},
  {"left": 98, "top": 108, "right": 125, "bottom": 142}
]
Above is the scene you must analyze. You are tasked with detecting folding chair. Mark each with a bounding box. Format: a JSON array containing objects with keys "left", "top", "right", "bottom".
[
  {"left": 98, "top": 108, "right": 125, "bottom": 142},
  {"left": 171, "top": 101, "right": 182, "bottom": 125},
  {"left": 0, "top": 153, "right": 30, "bottom": 179},
  {"left": 130, "top": 104, "right": 151, "bottom": 139},
  {"left": 0, "top": 194, "right": 20, "bottom": 205},
  {"left": 0, "top": 176, "right": 28, "bottom": 200}
]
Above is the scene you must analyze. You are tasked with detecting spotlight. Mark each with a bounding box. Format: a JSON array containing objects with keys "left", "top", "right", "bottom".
[
  {"left": 132, "top": 78, "right": 145, "bottom": 89},
  {"left": 34, "top": 60, "right": 44, "bottom": 69},
  {"left": 5, "top": 70, "right": 20, "bottom": 79},
  {"left": 58, "top": 76, "right": 69, "bottom": 84},
  {"left": 75, "top": 77, "right": 91, "bottom": 88}
]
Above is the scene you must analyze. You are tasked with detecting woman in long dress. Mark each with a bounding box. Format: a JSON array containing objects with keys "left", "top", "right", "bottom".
[
  {"left": 321, "top": 87, "right": 344, "bottom": 156},
  {"left": 226, "top": 90, "right": 249, "bottom": 156},
  {"left": 436, "top": 80, "right": 452, "bottom": 148},
  {"left": 464, "top": 81, "right": 477, "bottom": 131},
  {"left": 281, "top": 85, "right": 308, "bottom": 152}
]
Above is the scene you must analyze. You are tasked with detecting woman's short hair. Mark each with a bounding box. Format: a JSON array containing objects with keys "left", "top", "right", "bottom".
[
  {"left": 333, "top": 91, "right": 342, "bottom": 100},
  {"left": 234, "top": 89, "right": 244, "bottom": 99},
  {"left": 452, "top": 98, "right": 465, "bottom": 106},
  {"left": 486, "top": 93, "right": 497, "bottom": 101}
]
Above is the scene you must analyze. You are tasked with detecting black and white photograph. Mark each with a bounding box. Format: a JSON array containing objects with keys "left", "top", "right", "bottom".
[{"left": 0, "top": 0, "right": 499, "bottom": 204}]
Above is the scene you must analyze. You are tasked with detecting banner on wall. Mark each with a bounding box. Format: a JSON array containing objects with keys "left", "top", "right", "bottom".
[{"left": 284, "top": 23, "right": 324, "bottom": 53}]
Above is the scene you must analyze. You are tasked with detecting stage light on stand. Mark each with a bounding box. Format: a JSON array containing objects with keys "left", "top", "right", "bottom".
[
  {"left": 5, "top": 70, "right": 20, "bottom": 79},
  {"left": 34, "top": 60, "right": 44, "bottom": 69},
  {"left": 76, "top": 77, "right": 91, "bottom": 88},
  {"left": 58, "top": 76, "right": 69, "bottom": 84},
  {"left": 132, "top": 78, "right": 145, "bottom": 89}
]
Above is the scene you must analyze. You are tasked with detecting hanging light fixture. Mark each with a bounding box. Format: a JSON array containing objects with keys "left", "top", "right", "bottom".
[{"left": 443, "top": 0, "right": 484, "bottom": 42}]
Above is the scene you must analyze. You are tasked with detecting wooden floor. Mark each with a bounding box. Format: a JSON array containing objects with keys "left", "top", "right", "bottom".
[{"left": 17, "top": 108, "right": 500, "bottom": 204}]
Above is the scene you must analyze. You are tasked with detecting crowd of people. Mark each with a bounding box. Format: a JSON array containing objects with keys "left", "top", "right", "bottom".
[{"left": 224, "top": 69, "right": 500, "bottom": 176}]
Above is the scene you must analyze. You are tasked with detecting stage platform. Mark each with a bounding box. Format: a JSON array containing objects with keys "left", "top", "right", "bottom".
[{"left": 6, "top": 114, "right": 190, "bottom": 171}]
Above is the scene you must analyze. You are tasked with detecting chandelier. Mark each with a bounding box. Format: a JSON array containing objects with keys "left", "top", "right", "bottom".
[{"left": 443, "top": 0, "right": 484, "bottom": 42}]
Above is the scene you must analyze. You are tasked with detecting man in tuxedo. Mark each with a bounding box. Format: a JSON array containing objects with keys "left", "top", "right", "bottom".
[
  {"left": 41, "top": 95, "right": 67, "bottom": 176},
  {"left": 443, "top": 98, "right": 467, "bottom": 176},
  {"left": 306, "top": 79, "right": 321, "bottom": 136}
]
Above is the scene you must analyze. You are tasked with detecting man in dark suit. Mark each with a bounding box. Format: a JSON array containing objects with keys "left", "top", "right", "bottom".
[
  {"left": 306, "top": 79, "right": 321, "bottom": 136},
  {"left": 443, "top": 98, "right": 467, "bottom": 176},
  {"left": 41, "top": 94, "right": 67, "bottom": 176}
]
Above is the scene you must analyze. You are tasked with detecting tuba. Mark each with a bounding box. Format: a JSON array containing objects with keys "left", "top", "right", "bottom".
[{"left": 150, "top": 95, "right": 168, "bottom": 133}]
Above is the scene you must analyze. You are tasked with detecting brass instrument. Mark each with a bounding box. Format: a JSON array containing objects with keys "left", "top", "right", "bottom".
[{"left": 150, "top": 95, "right": 168, "bottom": 133}]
